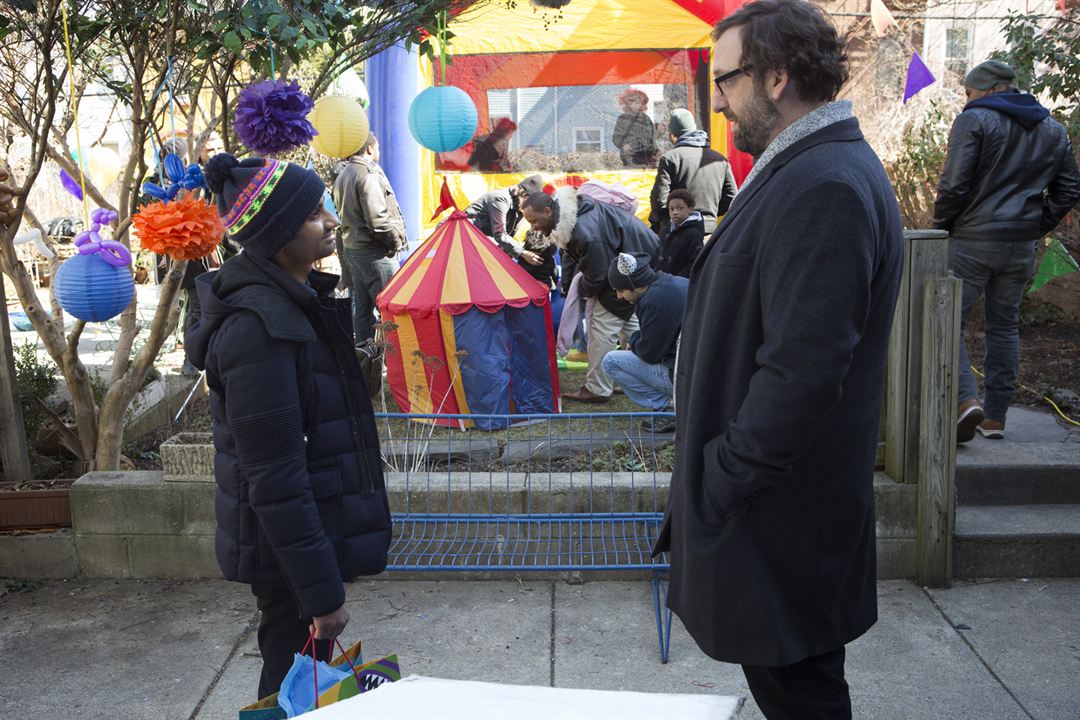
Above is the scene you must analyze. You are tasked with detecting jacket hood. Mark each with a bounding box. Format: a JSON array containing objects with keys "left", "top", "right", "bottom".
[
  {"left": 186, "top": 252, "right": 339, "bottom": 369},
  {"left": 674, "top": 130, "right": 709, "bottom": 148},
  {"left": 550, "top": 186, "right": 579, "bottom": 250},
  {"left": 672, "top": 211, "right": 704, "bottom": 230},
  {"left": 966, "top": 92, "right": 1050, "bottom": 131}
]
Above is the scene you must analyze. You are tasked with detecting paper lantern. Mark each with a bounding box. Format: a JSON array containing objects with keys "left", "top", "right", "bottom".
[
  {"left": 86, "top": 146, "right": 122, "bottom": 189},
  {"left": 309, "top": 96, "right": 369, "bottom": 158},
  {"left": 54, "top": 253, "right": 134, "bottom": 322},
  {"left": 408, "top": 86, "right": 478, "bottom": 153}
]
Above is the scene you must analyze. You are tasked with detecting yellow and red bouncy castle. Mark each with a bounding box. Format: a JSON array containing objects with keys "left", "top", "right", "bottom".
[{"left": 376, "top": 211, "right": 561, "bottom": 429}]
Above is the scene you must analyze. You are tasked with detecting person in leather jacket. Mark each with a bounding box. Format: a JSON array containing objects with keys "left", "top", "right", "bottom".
[
  {"left": 933, "top": 60, "right": 1080, "bottom": 442},
  {"left": 332, "top": 133, "right": 407, "bottom": 342}
]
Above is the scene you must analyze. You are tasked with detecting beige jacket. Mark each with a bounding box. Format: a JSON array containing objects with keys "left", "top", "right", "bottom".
[{"left": 332, "top": 155, "right": 406, "bottom": 253}]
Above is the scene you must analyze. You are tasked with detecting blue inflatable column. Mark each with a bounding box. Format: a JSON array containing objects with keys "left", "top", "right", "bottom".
[{"left": 366, "top": 43, "right": 421, "bottom": 245}]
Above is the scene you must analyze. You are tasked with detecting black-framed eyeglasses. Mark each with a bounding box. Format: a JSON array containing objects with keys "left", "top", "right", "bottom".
[{"left": 713, "top": 67, "right": 747, "bottom": 95}]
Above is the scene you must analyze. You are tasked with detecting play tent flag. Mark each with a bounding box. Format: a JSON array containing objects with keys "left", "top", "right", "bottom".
[{"left": 377, "top": 211, "right": 560, "bottom": 428}]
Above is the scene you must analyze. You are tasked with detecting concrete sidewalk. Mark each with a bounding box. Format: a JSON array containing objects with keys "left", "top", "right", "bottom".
[{"left": 0, "top": 578, "right": 1076, "bottom": 719}]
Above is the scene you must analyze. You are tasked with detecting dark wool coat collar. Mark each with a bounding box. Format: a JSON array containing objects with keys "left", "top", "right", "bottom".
[
  {"left": 707, "top": 118, "right": 864, "bottom": 247},
  {"left": 188, "top": 252, "right": 340, "bottom": 364}
]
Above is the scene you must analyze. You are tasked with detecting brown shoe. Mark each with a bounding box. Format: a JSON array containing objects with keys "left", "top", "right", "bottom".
[
  {"left": 562, "top": 386, "right": 610, "bottom": 404},
  {"left": 957, "top": 399, "right": 984, "bottom": 444},
  {"left": 976, "top": 419, "right": 1005, "bottom": 440}
]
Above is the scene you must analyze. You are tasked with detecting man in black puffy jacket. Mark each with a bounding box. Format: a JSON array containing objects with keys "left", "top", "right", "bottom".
[
  {"left": 934, "top": 60, "right": 1080, "bottom": 442},
  {"left": 187, "top": 153, "right": 392, "bottom": 698}
]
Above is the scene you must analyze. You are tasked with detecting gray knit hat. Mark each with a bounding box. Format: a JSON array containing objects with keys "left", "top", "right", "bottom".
[
  {"left": 608, "top": 252, "right": 657, "bottom": 291},
  {"left": 668, "top": 109, "right": 696, "bottom": 137},
  {"left": 964, "top": 60, "right": 1015, "bottom": 91},
  {"left": 517, "top": 175, "right": 543, "bottom": 195}
]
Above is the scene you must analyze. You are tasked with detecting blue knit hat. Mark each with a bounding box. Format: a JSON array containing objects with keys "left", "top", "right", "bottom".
[{"left": 204, "top": 153, "right": 325, "bottom": 258}]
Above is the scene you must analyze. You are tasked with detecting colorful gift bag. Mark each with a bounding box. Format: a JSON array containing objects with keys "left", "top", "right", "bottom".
[
  {"left": 309, "top": 655, "right": 401, "bottom": 709},
  {"left": 238, "top": 640, "right": 362, "bottom": 720}
]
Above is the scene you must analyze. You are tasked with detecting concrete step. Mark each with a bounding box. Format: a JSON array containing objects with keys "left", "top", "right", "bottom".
[
  {"left": 954, "top": 504, "right": 1080, "bottom": 577},
  {"left": 956, "top": 442, "right": 1080, "bottom": 506}
]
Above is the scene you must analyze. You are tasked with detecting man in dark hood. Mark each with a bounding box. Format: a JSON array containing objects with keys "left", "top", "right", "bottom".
[{"left": 934, "top": 59, "right": 1080, "bottom": 442}]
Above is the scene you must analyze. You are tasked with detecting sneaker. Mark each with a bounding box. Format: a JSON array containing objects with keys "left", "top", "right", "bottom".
[
  {"left": 641, "top": 416, "right": 676, "bottom": 434},
  {"left": 181, "top": 359, "right": 201, "bottom": 378},
  {"left": 956, "top": 399, "right": 984, "bottom": 444},
  {"left": 564, "top": 349, "right": 588, "bottom": 363},
  {"left": 976, "top": 419, "right": 1005, "bottom": 440}
]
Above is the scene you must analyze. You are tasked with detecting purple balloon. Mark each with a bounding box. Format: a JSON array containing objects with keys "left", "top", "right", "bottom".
[
  {"left": 60, "top": 169, "right": 84, "bottom": 200},
  {"left": 97, "top": 241, "right": 131, "bottom": 267},
  {"left": 73, "top": 230, "right": 94, "bottom": 247}
]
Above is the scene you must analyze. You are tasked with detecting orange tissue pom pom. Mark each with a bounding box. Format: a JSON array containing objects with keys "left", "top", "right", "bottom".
[{"left": 132, "top": 196, "right": 224, "bottom": 261}]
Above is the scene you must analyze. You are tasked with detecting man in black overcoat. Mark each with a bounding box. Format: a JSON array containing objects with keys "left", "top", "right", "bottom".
[{"left": 653, "top": 1, "right": 904, "bottom": 717}]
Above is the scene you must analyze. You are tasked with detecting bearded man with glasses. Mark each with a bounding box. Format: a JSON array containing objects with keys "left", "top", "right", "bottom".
[{"left": 653, "top": 1, "right": 904, "bottom": 717}]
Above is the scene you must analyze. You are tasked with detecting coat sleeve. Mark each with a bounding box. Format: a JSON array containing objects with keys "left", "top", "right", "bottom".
[
  {"left": 214, "top": 316, "right": 344, "bottom": 618},
  {"left": 701, "top": 181, "right": 880, "bottom": 517},
  {"left": 486, "top": 194, "right": 522, "bottom": 258},
  {"left": 933, "top": 113, "right": 982, "bottom": 231},
  {"left": 1041, "top": 136, "right": 1080, "bottom": 237},
  {"left": 649, "top": 155, "right": 675, "bottom": 230}
]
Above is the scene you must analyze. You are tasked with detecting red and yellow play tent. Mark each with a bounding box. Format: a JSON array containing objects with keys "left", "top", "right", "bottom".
[{"left": 376, "top": 211, "right": 561, "bottom": 428}]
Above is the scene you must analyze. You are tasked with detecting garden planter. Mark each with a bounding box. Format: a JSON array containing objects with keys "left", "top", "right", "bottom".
[
  {"left": 0, "top": 483, "right": 73, "bottom": 530},
  {"left": 160, "top": 432, "right": 215, "bottom": 481}
]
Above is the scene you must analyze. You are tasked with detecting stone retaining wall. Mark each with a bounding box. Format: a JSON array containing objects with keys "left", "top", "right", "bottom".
[{"left": 0, "top": 468, "right": 917, "bottom": 580}]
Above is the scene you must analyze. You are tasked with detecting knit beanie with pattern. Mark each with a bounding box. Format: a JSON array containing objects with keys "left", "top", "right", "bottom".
[{"left": 204, "top": 153, "right": 325, "bottom": 258}]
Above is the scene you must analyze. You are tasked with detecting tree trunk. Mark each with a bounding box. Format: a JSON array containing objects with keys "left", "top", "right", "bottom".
[{"left": 0, "top": 277, "right": 32, "bottom": 483}]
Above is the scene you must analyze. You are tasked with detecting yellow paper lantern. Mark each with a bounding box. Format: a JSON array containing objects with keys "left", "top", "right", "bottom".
[
  {"left": 86, "top": 146, "right": 122, "bottom": 189},
  {"left": 309, "top": 96, "right": 370, "bottom": 158}
]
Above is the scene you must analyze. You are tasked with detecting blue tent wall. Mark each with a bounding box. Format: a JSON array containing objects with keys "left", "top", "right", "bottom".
[
  {"left": 454, "top": 307, "right": 512, "bottom": 430},
  {"left": 452, "top": 303, "right": 556, "bottom": 428},
  {"left": 507, "top": 303, "right": 557, "bottom": 414}
]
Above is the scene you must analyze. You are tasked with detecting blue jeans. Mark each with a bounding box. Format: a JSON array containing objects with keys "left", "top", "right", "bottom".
[
  {"left": 601, "top": 350, "right": 673, "bottom": 411},
  {"left": 949, "top": 239, "right": 1037, "bottom": 423},
  {"left": 343, "top": 246, "right": 397, "bottom": 343}
]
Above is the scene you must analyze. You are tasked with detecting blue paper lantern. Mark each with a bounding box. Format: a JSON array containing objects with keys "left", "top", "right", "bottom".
[
  {"left": 53, "top": 253, "right": 134, "bottom": 322},
  {"left": 408, "top": 86, "right": 478, "bottom": 153}
]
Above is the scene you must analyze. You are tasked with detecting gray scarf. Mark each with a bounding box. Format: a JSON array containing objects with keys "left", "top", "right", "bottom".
[{"left": 740, "top": 100, "right": 854, "bottom": 190}]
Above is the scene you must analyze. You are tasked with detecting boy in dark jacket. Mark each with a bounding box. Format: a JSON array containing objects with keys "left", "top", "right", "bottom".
[
  {"left": 187, "top": 154, "right": 392, "bottom": 699},
  {"left": 601, "top": 252, "right": 688, "bottom": 433},
  {"left": 657, "top": 189, "right": 705, "bottom": 278}
]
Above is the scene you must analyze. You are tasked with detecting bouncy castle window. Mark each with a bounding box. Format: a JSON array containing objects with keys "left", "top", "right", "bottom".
[{"left": 435, "top": 49, "right": 712, "bottom": 174}]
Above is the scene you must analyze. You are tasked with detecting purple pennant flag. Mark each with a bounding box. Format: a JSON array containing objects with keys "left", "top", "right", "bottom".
[{"left": 903, "top": 51, "right": 936, "bottom": 104}]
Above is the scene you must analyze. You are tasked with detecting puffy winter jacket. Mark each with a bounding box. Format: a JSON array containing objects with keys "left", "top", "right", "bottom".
[
  {"left": 933, "top": 92, "right": 1080, "bottom": 241},
  {"left": 186, "top": 252, "right": 391, "bottom": 618},
  {"left": 657, "top": 212, "right": 705, "bottom": 278}
]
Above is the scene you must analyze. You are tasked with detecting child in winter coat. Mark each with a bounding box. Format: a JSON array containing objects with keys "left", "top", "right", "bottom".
[{"left": 657, "top": 189, "right": 705, "bottom": 278}]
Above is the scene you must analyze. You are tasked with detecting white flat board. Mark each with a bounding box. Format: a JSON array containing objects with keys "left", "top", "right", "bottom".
[{"left": 303, "top": 675, "right": 741, "bottom": 719}]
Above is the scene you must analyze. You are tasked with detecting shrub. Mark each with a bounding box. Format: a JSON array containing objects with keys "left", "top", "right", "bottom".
[{"left": 13, "top": 341, "right": 59, "bottom": 441}]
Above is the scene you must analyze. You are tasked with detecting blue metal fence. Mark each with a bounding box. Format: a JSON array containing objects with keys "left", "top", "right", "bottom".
[{"left": 376, "top": 411, "right": 675, "bottom": 662}]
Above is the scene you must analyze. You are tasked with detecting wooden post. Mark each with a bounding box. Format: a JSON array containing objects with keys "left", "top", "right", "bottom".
[
  {"left": 898, "top": 234, "right": 950, "bottom": 487},
  {"left": 915, "top": 274, "right": 962, "bottom": 587},
  {"left": 0, "top": 277, "right": 32, "bottom": 483},
  {"left": 884, "top": 238, "right": 914, "bottom": 481}
]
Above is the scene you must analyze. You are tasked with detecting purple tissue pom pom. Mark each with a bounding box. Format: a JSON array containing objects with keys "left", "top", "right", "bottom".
[{"left": 234, "top": 79, "right": 317, "bottom": 155}]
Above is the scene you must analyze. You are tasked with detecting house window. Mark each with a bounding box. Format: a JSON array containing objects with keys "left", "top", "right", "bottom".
[
  {"left": 574, "top": 127, "right": 602, "bottom": 153},
  {"left": 945, "top": 27, "right": 971, "bottom": 77}
]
